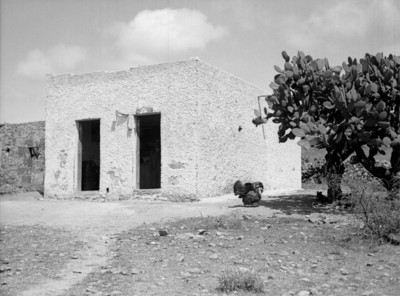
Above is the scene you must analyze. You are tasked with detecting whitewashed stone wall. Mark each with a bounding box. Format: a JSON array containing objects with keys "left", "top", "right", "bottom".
[{"left": 44, "top": 59, "right": 301, "bottom": 199}]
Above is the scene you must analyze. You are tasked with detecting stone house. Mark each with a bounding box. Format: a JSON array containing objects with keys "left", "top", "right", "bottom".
[{"left": 44, "top": 59, "right": 301, "bottom": 200}]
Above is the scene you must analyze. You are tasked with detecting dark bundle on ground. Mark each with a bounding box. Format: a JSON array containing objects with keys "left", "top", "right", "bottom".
[{"left": 233, "top": 180, "right": 264, "bottom": 206}]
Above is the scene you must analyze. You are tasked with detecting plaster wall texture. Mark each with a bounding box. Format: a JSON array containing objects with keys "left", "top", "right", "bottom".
[{"left": 45, "top": 59, "right": 301, "bottom": 199}]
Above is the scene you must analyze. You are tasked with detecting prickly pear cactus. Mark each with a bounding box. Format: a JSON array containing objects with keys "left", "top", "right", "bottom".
[{"left": 253, "top": 51, "right": 400, "bottom": 197}]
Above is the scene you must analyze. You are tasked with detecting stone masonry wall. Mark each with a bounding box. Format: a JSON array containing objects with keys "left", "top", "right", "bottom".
[{"left": 0, "top": 121, "right": 45, "bottom": 194}]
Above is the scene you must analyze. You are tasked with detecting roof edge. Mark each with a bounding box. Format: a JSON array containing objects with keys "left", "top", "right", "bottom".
[
  {"left": 46, "top": 58, "right": 202, "bottom": 79},
  {"left": 46, "top": 58, "right": 267, "bottom": 92},
  {"left": 194, "top": 59, "right": 267, "bottom": 93}
]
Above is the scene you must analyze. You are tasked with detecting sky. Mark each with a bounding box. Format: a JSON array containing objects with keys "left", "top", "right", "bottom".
[{"left": 1, "top": 0, "right": 399, "bottom": 123}]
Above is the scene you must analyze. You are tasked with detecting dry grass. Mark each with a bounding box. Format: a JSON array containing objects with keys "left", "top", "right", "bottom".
[{"left": 217, "top": 267, "right": 264, "bottom": 293}]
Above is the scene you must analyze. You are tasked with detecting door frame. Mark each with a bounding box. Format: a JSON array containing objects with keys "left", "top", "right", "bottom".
[
  {"left": 135, "top": 112, "right": 161, "bottom": 189},
  {"left": 76, "top": 118, "right": 101, "bottom": 192}
]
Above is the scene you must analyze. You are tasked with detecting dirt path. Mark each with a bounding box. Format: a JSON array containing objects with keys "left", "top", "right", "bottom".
[{"left": 0, "top": 190, "right": 315, "bottom": 296}]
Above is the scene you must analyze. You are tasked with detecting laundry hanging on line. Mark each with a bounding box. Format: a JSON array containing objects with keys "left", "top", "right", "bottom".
[
  {"left": 115, "top": 111, "right": 128, "bottom": 125},
  {"left": 115, "top": 111, "right": 134, "bottom": 130}
]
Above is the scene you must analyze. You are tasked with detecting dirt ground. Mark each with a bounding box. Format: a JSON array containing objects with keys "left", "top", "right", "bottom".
[
  {"left": 1, "top": 190, "right": 399, "bottom": 296},
  {"left": 0, "top": 190, "right": 305, "bottom": 296}
]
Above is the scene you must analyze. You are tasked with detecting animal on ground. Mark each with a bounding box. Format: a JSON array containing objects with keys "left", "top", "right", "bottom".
[{"left": 233, "top": 180, "right": 264, "bottom": 206}]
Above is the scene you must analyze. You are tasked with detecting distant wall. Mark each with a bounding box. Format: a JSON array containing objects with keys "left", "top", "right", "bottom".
[{"left": 0, "top": 121, "right": 45, "bottom": 194}]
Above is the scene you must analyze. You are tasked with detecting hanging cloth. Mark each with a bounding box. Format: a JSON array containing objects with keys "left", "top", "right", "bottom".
[
  {"left": 116, "top": 111, "right": 129, "bottom": 126},
  {"left": 127, "top": 114, "right": 134, "bottom": 130}
]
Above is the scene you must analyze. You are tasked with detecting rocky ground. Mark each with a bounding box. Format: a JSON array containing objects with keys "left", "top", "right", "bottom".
[{"left": 0, "top": 191, "right": 399, "bottom": 296}]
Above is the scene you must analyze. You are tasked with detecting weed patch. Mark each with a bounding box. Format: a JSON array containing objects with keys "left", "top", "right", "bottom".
[
  {"left": 346, "top": 179, "right": 400, "bottom": 243},
  {"left": 217, "top": 267, "right": 264, "bottom": 293}
]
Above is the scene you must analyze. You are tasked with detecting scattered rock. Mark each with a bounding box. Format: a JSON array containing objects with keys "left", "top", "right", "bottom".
[
  {"left": 188, "top": 268, "right": 202, "bottom": 274},
  {"left": 180, "top": 271, "right": 191, "bottom": 278},
  {"left": 158, "top": 230, "right": 168, "bottom": 236},
  {"left": 131, "top": 268, "right": 139, "bottom": 275},
  {"left": 243, "top": 215, "right": 252, "bottom": 221},
  {"left": 86, "top": 287, "right": 97, "bottom": 293},
  {"left": 340, "top": 268, "right": 350, "bottom": 275},
  {"left": 209, "top": 254, "right": 219, "bottom": 260},
  {"left": 176, "top": 255, "right": 185, "bottom": 262},
  {"left": 238, "top": 267, "right": 249, "bottom": 272},
  {"left": 0, "top": 266, "right": 11, "bottom": 273},
  {"left": 175, "top": 233, "right": 204, "bottom": 241}
]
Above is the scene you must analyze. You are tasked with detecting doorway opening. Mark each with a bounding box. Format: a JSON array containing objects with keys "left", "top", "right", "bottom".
[
  {"left": 137, "top": 114, "right": 161, "bottom": 189},
  {"left": 78, "top": 119, "right": 100, "bottom": 191}
]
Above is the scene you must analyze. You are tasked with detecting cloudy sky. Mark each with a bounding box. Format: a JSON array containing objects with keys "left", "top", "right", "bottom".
[{"left": 1, "top": 0, "right": 399, "bottom": 123}]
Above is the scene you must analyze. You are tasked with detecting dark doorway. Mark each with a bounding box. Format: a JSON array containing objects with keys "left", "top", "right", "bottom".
[
  {"left": 78, "top": 120, "right": 100, "bottom": 191},
  {"left": 137, "top": 114, "right": 161, "bottom": 189}
]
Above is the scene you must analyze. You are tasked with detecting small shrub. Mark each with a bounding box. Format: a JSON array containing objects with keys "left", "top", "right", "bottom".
[
  {"left": 346, "top": 179, "right": 400, "bottom": 242},
  {"left": 217, "top": 267, "right": 264, "bottom": 293}
]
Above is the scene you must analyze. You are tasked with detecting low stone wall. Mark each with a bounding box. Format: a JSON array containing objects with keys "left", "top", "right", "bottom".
[{"left": 0, "top": 121, "right": 45, "bottom": 194}]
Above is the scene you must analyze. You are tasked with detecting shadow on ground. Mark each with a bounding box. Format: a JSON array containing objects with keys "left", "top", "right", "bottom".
[
  {"left": 258, "top": 194, "right": 320, "bottom": 215},
  {"left": 259, "top": 193, "right": 351, "bottom": 217},
  {"left": 228, "top": 193, "right": 330, "bottom": 215}
]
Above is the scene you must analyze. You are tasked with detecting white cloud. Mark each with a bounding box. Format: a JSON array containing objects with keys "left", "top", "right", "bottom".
[
  {"left": 16, "top": 44, "right": 86, "bottom": 79},
  {"left": 109, "top": 8, "right": 228, "bottom": 64},
  {"left": 279, "top": 0, "right": 400, "bottom": 59}
]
